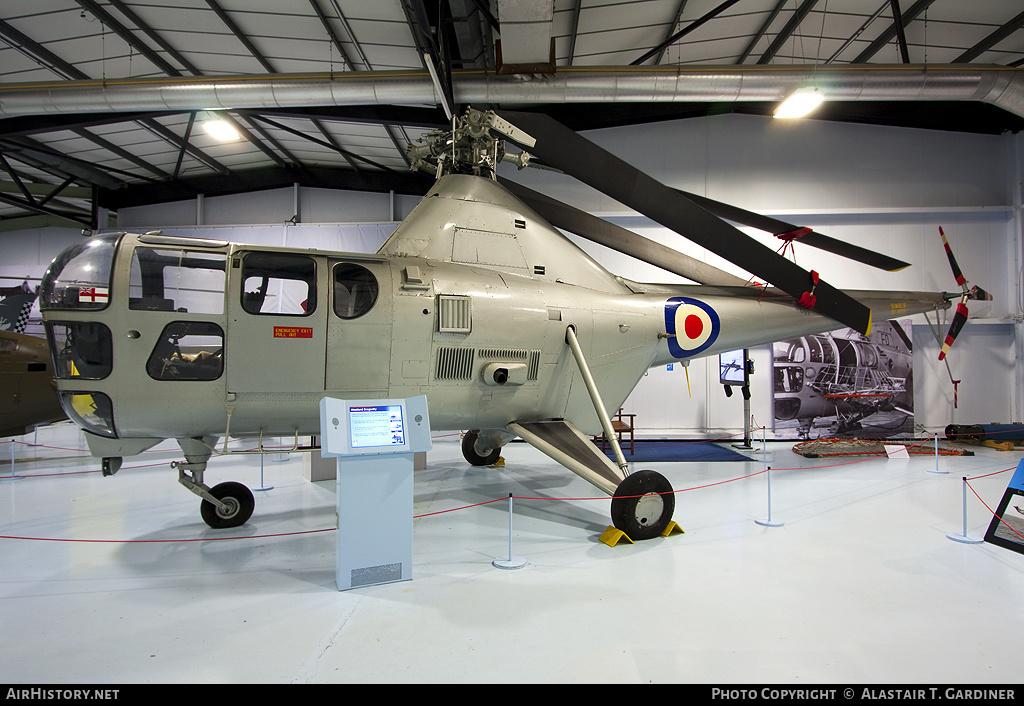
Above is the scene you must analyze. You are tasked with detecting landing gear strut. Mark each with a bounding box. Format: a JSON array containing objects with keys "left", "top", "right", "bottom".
[{"left": 173, "top": 436, "right": 254, "bottom": 529}]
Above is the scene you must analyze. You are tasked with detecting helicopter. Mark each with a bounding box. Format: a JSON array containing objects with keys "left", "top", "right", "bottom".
[
  {"left": 0, "top": 283, "right": 65, "bottom": 438},
  {"left": 36, "top": 109, "right": 983, "bottom": 540}
]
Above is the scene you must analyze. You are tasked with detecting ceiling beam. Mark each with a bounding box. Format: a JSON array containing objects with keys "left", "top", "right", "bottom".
[
  {"left": 953, "top": 9, "right": 1024, "bottom": 64},
  {"left": 632, "top": 0, "right": 743, "bottom": 66},
  {"left": 0, "top": 178, "right": 91, "bottom": 201},
  {"left": 104, "top": 0, "right": 203, "bottom": 75},
  {"left": 204, "top": 0, "right": 275, "bottom": 74},
  {"left": 74, "top": 0, "right": 183, "bottom": 77},
  {"left": 69, "top": 127, "right": 170, "bottom": 179},
  {"left": 888, "top": 0, "right": 911, "bottom": 63},
  {"left": 308, "top": 0, "right": 357, "bottom": 71},
  {"left": 755, "top": 0, "right": 821, "bottom": 65},
  {"left": 852, "top": 0, "right": 937, "bottom": 63},
  {"left": 736, "top": 0, "right": 787, "bottom": 64},
  {"left": 653, "top": 0, "right": 689, "bottom": 66}
]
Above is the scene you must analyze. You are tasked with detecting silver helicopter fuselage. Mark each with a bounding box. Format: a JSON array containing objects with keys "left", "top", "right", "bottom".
[{"left": 40, "top": 174, "right": 946, "bottom": 462}]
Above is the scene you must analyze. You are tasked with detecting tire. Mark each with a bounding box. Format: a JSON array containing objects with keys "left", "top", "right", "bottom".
[
  {"left": 461, "top": 430, "right": 501, "bottom": 466},
  {"left": 200, "top": 481, "right": 255, "bottom": 529},
  {"left": 610, "top": 470, "right": 675, "bottom": 541}
]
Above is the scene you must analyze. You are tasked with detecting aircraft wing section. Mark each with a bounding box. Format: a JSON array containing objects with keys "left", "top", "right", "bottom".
[{"left": 509, "top": 420, "right": 626, "bottom": 496}]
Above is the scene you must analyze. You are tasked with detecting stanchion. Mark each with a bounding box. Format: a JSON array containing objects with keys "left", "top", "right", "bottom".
[
  {"left": 755, "top": 466, "right": 784, "bottom": 527},
  {"left": 493, "top": 493, "right": 526, "bottom": 569},
  {"left": 255, "top": 453, "right": 274, "bottom": 493},
  {"left": 927, "top": 434, "right": 948, "bottom": 475},
  {"left": 3, "top": 440, "right": 24, "bottom": 481},
  {"left": 947, "top": 476, "right": 983, "bottom": 544}
]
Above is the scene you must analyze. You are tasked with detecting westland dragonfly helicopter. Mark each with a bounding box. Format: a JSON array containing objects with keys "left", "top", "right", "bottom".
[{"left": 37, "top": 109, "right": 986, "bottom": 540}]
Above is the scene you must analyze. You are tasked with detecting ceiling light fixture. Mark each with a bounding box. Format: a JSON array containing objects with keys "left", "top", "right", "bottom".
[
  {"left": 774, "top": 87, "right": 824, "bottom": 119},
  {"left": 200, "top": 112, "right": 240, "bottom": 141}
]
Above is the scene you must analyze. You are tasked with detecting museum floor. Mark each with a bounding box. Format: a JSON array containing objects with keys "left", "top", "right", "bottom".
[{"left": 1, "top": 422, "right": 1021, "bottom": 685}]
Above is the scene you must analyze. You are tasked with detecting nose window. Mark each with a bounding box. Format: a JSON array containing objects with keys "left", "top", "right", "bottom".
[
  {"left": 45, "top": 321, "right": 113, "bottom": 379},
  {"left": 40, "top": 233, "right": 120, "bottom": 311}
]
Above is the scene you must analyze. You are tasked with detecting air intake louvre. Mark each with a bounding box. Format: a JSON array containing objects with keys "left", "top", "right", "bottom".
[
  {"left": 438, "top": 294, "right": 472, "bottom": 333},
  {"left": 478, "top": 348, "right": 528, "bottom": 360},
  {"left": 436, "top": 346, "right": 475, "bottom": 380},
  {"left": 528, "top": 350, "right": 541, "bottom": 380}
]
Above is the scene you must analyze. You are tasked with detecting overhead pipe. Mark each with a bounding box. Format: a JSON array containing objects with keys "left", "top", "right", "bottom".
[{"left": 0, "top": 65, "right": 1022, "bottom": 120}]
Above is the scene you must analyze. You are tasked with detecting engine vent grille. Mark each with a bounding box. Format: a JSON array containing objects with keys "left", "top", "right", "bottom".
[
  {"left": 528, "top": 350, "right": 541, "bottom": 380},
  {"left": 478, "top": 347, "right": 528, "bottom": 360},
  {"left": 437, "top": 294, "right": 471, "bottom": 333},
  {"left": 436, "top": 346, "right": 475, "bottom": 380}
]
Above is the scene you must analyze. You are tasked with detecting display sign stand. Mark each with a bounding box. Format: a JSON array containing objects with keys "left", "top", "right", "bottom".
[{"left": 319, "top": 396, "right": 431, "bottom": 591}]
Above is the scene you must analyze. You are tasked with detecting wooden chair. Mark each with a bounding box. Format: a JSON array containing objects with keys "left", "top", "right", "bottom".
[{"left": 593, "top": 408, "right": 635, "bottom": 455}]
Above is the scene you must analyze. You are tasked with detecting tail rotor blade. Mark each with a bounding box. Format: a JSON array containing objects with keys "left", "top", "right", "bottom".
[
  {"left": 940, "top": 227, "right": 967, "bottom": 287},
  {"left": 938, "top": 302, "right": 969, "bottom": 361}
]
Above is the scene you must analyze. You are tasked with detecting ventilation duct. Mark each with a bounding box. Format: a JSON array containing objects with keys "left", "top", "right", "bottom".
[{"left": 0, "top": 65, "right": 1021, "bottom": 120}]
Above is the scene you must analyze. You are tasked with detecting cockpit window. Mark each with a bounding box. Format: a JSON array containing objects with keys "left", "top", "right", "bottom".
[
  {"left": 241, "top": 252, "right": 316, "bottom": 316},
  {"left": 130, "top": 248, "right": 226, "bottom": 315},
  {"left": 40, "top": 233, "right": 121, "bottom": 311},
  {"left": 333, "top": 263, "right": 379, "bottom": 319},
  {"left": 45, "top": 321, "right": 113, "bottom": 379}
]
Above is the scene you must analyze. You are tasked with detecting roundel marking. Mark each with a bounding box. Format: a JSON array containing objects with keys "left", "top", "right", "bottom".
[{"left": 664, "top": 297, "right": 720, "bottom": 358}]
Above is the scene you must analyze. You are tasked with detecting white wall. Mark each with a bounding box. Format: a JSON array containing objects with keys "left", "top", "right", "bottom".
[{"left": 3, "top": 113, "right": 1021, "bottom": 437}]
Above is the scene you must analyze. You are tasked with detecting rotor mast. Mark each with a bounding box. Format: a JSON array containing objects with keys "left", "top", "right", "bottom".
[{"left": 406, "top": 108, "right": 536, "bottom": 178}]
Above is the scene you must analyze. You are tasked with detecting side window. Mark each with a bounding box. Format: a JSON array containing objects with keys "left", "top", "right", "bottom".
[
  {"left": 333, "top": 263, "right": 379, "bottom": 319},
  {"left": 241, "top": 252, "right": 316, "bottom": 316},
  {"left": 129, "top": 247, "right": 226, "bottom": 314},
  {"left": 146, "top": 322, "right": 224, "bottom": 381}
]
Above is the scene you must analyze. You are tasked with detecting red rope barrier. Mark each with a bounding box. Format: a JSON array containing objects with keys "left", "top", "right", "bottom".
[
  {"left": 965, "top": 479, "right": 1024, "bottom": 541},
  {"left": 3, "top": 432, "right": 1018, "bottom": 547}
]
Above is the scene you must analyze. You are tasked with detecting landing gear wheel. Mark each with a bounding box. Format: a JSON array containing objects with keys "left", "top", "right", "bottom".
[
  {"left": 462, "top": 430, "right": 501, "bottom": 466},
  {"left": 200, "top": 481, "right": 255, "bottom": 529},
  {"left": 611, "top": 470, "right": 675, "bottom": 541}
]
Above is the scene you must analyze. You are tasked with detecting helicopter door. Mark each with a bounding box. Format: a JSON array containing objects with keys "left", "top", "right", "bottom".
[
  {"left": 325, "top": 259, "right": 394, "bottom": 394},
  {"left": 226, "top": 251, "right": 327, "bottom": 398}
]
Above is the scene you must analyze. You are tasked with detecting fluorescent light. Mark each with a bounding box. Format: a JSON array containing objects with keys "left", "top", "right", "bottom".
[
  {"left": 201, "top": 115, "right": 240, "bottom": 141},
  {"left": 774, "top": 88, "right": 824, "bottom": 119}
]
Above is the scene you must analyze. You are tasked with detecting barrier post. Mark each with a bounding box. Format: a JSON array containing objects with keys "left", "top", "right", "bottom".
[
  {"left": 493, "top": 493, "right": 526, "bottom": 569},
  {"left": 755, "top": 466, "right": 784, "bottom": 527},
  {"left": 927, "top": 434, "right": 948, "bottom": 475},
  {"left": 946, "top": 476, "right": 983, "bottom": 544}
]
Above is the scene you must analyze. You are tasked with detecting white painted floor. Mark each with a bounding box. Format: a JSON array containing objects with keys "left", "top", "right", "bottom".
[{"left": 1, "top": 422, "right": 1023, "bottom": 685}]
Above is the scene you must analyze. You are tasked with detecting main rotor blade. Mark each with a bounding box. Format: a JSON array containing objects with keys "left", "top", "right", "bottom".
[
  {"left": 497, "top": 110, "right": 874, "bottom": 334},
  {"left": 677, "top": 190, "right": 910, "bottom": 272},
  {"left": 499, "top": 178, "right": 748, "bottom": 288}
]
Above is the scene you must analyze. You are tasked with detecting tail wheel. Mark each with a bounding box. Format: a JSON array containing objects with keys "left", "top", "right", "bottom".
[
  {"left": 200, "top": 481, "right": 255, "bottom": 529},
  {"left": 461, "top": 430, "right": 501, "bottom": 466},
  {"left": 611, "top": 470, "right": 675, "bottom": 541}
]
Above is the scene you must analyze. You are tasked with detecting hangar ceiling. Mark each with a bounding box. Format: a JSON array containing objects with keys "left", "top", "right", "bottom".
[{"left": 1, "top": 0, "right": 1023, "bottom": 231}]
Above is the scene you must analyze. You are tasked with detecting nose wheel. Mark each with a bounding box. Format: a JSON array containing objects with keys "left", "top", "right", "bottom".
[
  {"left": 199, "top": 481, "right": 255, "bottom": 529},
  {"left": 610, "top": 470, "right": 675, "bottom": 541}
]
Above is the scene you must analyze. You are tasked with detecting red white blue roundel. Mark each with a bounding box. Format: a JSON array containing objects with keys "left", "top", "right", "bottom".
[{"left": 664, "top": 297, "right": 720, "bottom": 358}]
